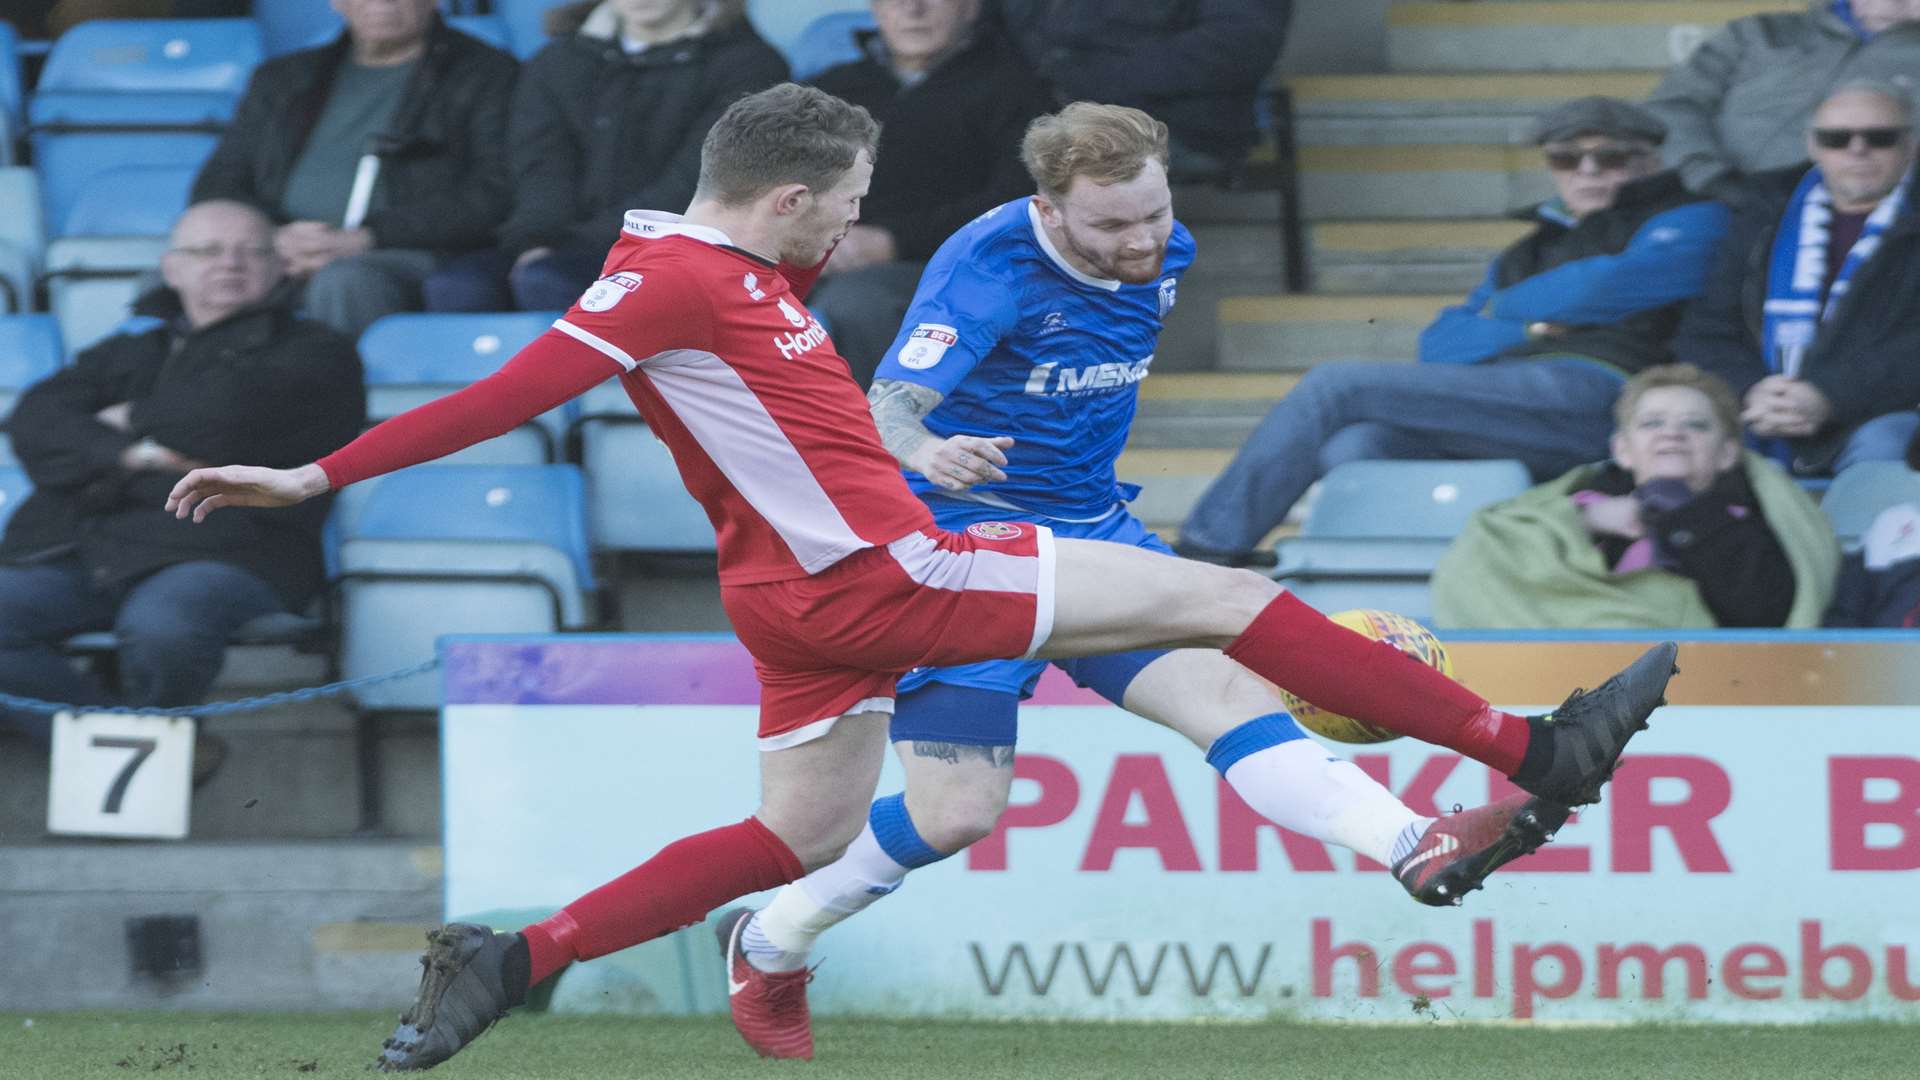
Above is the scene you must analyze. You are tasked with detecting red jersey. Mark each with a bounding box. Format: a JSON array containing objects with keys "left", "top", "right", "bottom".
[{"left": 551, "top": 211, "right": 934, "bottom": 584}]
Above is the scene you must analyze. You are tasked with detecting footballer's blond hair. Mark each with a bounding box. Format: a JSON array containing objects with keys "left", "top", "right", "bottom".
[{"left": 1020, "top": 102, "right": 1170, "bottom": 200}]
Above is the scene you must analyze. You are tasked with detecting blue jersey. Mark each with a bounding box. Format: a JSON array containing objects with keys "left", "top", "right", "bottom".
[{"left": 874, "top": 197, "right": 1196, "bottom": 520}]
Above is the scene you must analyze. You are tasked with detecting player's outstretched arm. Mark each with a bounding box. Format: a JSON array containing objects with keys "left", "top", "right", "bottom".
[
  {"left": 868, "top": 378, "right": 1013, "bottom": 492},
  {"left": 167, "top": 463, "right": 331, "bottom": 523}
]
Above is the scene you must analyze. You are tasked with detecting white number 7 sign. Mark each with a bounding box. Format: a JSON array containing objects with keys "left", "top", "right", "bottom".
[{"left": 47, "top": 712, "right": 194, "bottom": 839}]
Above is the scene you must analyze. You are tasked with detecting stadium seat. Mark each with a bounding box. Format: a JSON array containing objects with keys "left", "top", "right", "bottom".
[
  {"left": 493, "top": 0, "right": 569, "bottom": 58},
  {"left": 356, "top": 312, "right": 573, "bottom": 464},
  {"left": 573, "top": 380, "right": 717, "bottom": 553},
  {"left": 60, "top": 163, "right": 198, "bottom": 238},
  {"left": 0, "top": 314, "right": 64, "bottom": 418},
  {"left": 0, "top": 21, "right": 21, "bottom": 165},
  {"left": 1820, "top": 461, "right": 1920, "bottom": 549},
  {"left": 44, "top": 236, "right": 169, "bottom": 354},
  {"left": 785, "top": 10, "right": 875, "bottom": 80},
  {"left": 28, "top": 19, "right": 257, "bottom": 236},
  {"left": 330, "top": 464, "right": 597, "bottom": 709},
  {"left": 1270, "top": 459, "right": 1533, "bottom": 620},
  {"left": 0, "top": 167, "right": 44, "bottom": 313},
  {"left": 35, "top": 19, "right": 261, "bottom": 95}
]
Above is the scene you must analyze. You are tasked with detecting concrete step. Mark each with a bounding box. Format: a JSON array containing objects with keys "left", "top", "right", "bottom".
[
  {"left": 1300, "top": 144, "right": 1555, "bottom": 219},
  {"left": 1386, "top": 1, "right": 1796, "bottom": 72},
  {"left": 1311, "top": 218, "right": 1528, "bottom": 294},
  {"left": 0, "top": 840, "right": 441, "bottom": 1010},
  {"left": 1291, "top": 71, "right": 1662, "bottom": 146},
  {"left": 1116, "top": 447, "right": 1236, "bottom": 532},
  {"left": 1216, "top": 294, "right": 1451, "bottom": 370},
  {"left": 1132, "top": 372, "right": 1298, "bottom": 449}
]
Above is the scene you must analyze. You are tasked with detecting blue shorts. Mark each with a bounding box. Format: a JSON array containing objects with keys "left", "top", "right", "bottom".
[{"left": 892, "top": 496, "right": 1172, "bottom": 745}]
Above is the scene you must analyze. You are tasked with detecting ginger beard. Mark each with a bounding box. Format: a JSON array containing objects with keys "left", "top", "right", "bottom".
[{"left": 1038, "top": 159, "right": 1175, "bottom": 285}]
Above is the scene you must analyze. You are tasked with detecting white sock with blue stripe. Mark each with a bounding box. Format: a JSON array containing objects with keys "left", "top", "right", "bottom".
[
  {"left": 743, "top": 793, "right": 947, "bottom": 973},
  {"left": 1207, "top": 713, "right": 1428, "bottom": 866}
]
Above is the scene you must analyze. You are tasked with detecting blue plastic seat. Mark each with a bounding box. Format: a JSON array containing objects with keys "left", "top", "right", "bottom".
[
  {"left": 0, "top": 167, "right": 44, "bottom": 313},
  {"left": 573, "top": 380, "right": 717, "bottom": 553},
  {"left": 35, "top": 19, "right": 261, "bottom": 95},
  {"left": 357, "top": 312, "right": 573, "bottom": 464},
  {"left": 0, "top": 22, "right": 22, "bottom": 162},
  {"left": 493, "top": 0, "right": 569, "bottom": 59},
  {"left": 0, "top": 314, "right": 64, "bottom": 417},
  {"left": 60, "top": 163, "right": 198, "bottom": 237},
  {"left": 1820, "top": 461, "right": 1920, "bottom": 549},
  {"left": 1271, "top": 459, "right": 1535, "bottom": 621},
  {"left": 784, "top": 9, "right": 875, "bottom": 80},
  {"left": 330, "top": 464, "right": 597, "bottom": 709},
  {"left": 29, "top": 19, "right": 258, "bottom": 237}
]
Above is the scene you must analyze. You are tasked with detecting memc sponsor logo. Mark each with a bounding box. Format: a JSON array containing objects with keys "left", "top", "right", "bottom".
[{"left": 1023, "top": 357, "right": 1152, "bottom": 396}]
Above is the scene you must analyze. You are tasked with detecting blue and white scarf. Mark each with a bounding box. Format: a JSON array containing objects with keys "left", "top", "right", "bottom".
[{"left": 1758, "top": 165, "right": 1911, "bottom": 459}]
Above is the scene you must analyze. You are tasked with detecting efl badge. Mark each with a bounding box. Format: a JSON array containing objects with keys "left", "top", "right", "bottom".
[
  {"left": 1158, "top": 278, "right": 1178, "bottom": 318},
  {"left": 967, "top": 521, "right": 1022, "bottom": 541},
  {"left": 898, "top": 323, "right": 958, "bottom": 370},
  {"left": 578, "top": 271, "right": 643, "bottom": 312}
]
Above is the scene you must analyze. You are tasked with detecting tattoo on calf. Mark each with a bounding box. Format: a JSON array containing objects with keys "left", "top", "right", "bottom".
[{"left": 910, "top": 741, "right": 1016, "bottom": 767}]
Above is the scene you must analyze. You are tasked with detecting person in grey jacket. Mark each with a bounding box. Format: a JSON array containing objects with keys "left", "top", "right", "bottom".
[{"left": 1647, "top": 0, "right": 1920, "bottom": 198}]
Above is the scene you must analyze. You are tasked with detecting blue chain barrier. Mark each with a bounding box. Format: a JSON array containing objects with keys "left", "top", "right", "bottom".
[{"left": 0, "top": 657, "right": 442, "bottom": 717}]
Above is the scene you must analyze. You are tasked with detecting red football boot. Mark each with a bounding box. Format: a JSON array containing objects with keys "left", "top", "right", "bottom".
[
  {"left": 715, "top": 907, "right": 814, "bottom": 1060},
  {"left": 1392, "top": 794, "right": 1571, "bottom": 907}
]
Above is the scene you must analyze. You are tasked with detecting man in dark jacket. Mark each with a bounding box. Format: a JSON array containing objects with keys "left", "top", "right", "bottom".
[
  {"left": 989, "top": 0, "right": 1291, "bottom": 177},
  {"left": 1178, "top": 98, "right": 1730, "bottom": 565},
  {"left": 1673, "top": 81, "right": 1920, "bottom": 476},
  {"left": 0, "top": 201, "right": 365, "bottom": 745},
  {"left": 190, "top": 0, "right": 517, "bottom": 337},
  {"left": 425, "top": 0, "right": 788, "bottom": 313},
  {"left": 802, "top": 0, "right": 1052, "bottom": 384}
]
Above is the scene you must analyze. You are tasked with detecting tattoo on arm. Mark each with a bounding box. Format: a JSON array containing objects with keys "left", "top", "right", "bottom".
[
  {"left": 909, "top": 740, "right": 1016, "bottom": 767},
  {"left": 868, "top": 378, "right": 946, "bottom": 466}
]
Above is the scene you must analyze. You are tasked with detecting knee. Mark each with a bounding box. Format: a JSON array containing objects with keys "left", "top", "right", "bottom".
[
  {"left": 759, "top": 799, "right": 870, "bottom": 871},
  {"left": 910, "top": 783, "right": 1010, "bottom": 853},
  {"left": 509, "top": 257, "right": 592, "bottom": 311}
]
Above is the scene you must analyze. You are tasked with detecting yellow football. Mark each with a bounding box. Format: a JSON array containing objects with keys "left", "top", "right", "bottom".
[{"left": 1278, "top": 609, "right": 1450, "bottom": 744}]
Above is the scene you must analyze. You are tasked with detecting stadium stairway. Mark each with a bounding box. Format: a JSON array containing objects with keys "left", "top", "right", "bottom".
[{"left": 0, "top": 839, "right": 440, "bottom": 1010}]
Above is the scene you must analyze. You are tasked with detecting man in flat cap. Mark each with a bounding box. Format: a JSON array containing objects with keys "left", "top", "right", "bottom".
[
  {"left": 1672, "top": 80, "right": 1920, "bottom": 476},
  {"left": 1177, "top": 97, "right": 1730, "bottom": 566}
]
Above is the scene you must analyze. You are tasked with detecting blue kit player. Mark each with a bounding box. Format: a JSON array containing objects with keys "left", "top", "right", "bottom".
[{"left": 716, "top": 103, "right": 1574, "bottom": 1060}]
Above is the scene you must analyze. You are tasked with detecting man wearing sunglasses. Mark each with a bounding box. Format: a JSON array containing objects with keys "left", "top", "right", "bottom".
[
  {"left": 1674, "top": 81, "right": 1920, "bottom": 477},
  {"left": 1178, "top": 97, "right": 1729, "bottom": 567}
]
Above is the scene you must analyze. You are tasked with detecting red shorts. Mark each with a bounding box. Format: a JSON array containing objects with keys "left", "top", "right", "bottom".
[{"left": 722, "top": 522, "right": 1056, "bottom": 748}]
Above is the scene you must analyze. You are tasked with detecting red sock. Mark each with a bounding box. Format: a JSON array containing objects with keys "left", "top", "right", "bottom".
[
  {"left": 1225, "top": 592, "right": 1531, "bottom": 775},
  {"left": 520, "top": 816, "right": 804, "bottom": 988}
]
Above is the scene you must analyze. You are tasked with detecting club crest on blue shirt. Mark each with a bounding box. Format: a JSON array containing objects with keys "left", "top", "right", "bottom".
[
  {"left": 1158, "top": 277, "right": 1177, "bottom": 318},
  {"left": 898, "top": 322, "right": 958, "bottom": 369},
  {"left": 578, "top": 271, "right": 643, "bottom": 312}
]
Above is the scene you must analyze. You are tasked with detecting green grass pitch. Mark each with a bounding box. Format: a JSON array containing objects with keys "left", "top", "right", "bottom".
[{"left": 6, "top": 1013, "right": 1920, "bottom": 1079}]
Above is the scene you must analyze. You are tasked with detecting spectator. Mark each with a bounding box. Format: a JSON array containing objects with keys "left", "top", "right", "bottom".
[
  {"left": 1176, "top": 98, "right": 1728, "bottom": 566},
  {"left": 1673, "top": 81, "right": 1920, "bottom": 477},
  {"left": 190, "top": 0, "right": 518, "bottom": 337},
  {"left": 0, "top": 201, "right": 364, "bottom": 753},
  {"left": 1826, "top": 501, "right": 1920, "bottom": 626},
  {"left": 1432, "top": 365, "right": 1839, "bottom": 629},
  {"left": 801, "top": 0, "right": 1051, "bottom": 385},
  {"left": 425, "top": 0, "right": 787, "bottom": 313},
  {"left": 1647, "top": 0, "right": 1920, "bottom": 198},
  {"left": 987, "top": 0, "right": 1291, "bottom": 178}
]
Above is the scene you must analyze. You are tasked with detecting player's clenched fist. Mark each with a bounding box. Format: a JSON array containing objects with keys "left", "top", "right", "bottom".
[
  {"left": 167, "top": 463, "right": 332, "bottom": 522},
  {"left": 907, "top": 434, "right": 1014, "bottom": 492}
]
